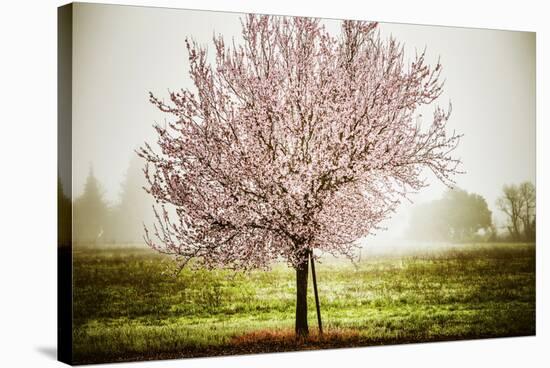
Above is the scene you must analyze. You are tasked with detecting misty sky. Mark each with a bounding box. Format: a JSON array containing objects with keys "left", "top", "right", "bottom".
[{"left": 70, "top": 3, "right": 535, "bottom": 240}]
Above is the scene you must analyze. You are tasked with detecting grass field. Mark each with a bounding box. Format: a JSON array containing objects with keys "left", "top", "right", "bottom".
[{"left": 72, "top": 242, "right": 535, "bottom": 364}]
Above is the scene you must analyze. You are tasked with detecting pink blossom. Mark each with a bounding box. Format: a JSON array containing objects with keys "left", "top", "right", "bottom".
[{"left": 138, "top": 14, "right": 461, "bottom": 272}]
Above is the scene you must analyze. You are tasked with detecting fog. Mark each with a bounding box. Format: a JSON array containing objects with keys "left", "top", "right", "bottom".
[{"left": 69, "top": 3, "right": 535, "bottom": 246}]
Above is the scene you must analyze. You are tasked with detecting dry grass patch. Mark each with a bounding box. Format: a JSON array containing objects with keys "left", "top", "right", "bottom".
[{"left": 231, "top": 328, "right": 365, "bottom": 349}]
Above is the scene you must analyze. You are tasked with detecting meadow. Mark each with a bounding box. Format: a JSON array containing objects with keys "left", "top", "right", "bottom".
[{"left": 72, "top": 242, "right": 535, "bottom": 364}]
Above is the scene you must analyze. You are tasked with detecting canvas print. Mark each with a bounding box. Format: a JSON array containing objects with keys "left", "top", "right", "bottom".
[{"left": 57, "top": 2, "right": 536, "bottom": 365}]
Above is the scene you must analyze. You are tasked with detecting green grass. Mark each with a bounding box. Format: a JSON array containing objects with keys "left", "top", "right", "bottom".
[{"left": 72, "top": 242, "right": 535, "bottom": 364}]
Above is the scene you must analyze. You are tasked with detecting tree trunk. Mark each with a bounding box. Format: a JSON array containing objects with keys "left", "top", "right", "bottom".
[{"left": 295, "top": 258, "right": 309, "bottom": 338}]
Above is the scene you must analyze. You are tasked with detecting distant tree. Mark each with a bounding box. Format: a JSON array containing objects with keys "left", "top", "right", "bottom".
[
  {"left": 443, "top": 189, "right": 492, "bottom": 241},
  {"left": 139, "top": 15, "right": 461, "bottom": 337},
  {"left": 518, "top": 182, "right": 536, "bottom": 241},
  {"left": 74, "top": 166, "right": 110, "bottom": 244},
  {"left": 497, "top": 181, "right": 535, "bottom": 241},
  {"left": 408, "top": 188, "right": 492, "bottom": 242},
  {"left": 107, "top": 156, "right": 153, "bottom": 244},
  {"left": 496, "top": 185, "right": 522, "bottom": 240},
  {"left": 58, "top": 177, "right": 72, "bottom": 247}
]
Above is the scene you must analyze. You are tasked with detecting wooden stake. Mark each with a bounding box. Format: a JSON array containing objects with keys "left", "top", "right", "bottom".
[{"left": 310, "top": 250, "right": 323, "bottom": 335}]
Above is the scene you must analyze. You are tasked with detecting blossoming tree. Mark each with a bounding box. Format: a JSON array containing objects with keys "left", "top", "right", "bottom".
[{"left": 139, "top": 14, "right": 461, "bottom": 337}]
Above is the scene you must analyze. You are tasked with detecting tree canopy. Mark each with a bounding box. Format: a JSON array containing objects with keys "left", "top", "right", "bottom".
[{"left": 139, "top": 14, "right": 461, "bottom": 271}]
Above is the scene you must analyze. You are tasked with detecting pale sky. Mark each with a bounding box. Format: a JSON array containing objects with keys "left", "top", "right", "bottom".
[{"left": 70, "top": 3, "right": 535, "bottom": 241}]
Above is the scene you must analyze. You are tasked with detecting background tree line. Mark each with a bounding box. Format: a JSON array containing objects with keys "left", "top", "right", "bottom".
[
  {"left": 407, "top": 182, "right": 535, "bottom": 243},
  {"left": 72, "top": 156, "right": 154, "bottom": 245},
  {"left": 406, "top": 188, "right": 494, "bottom": 242},
  {"left": 68, "top": 161, "right": 536, "bottom": 245}
]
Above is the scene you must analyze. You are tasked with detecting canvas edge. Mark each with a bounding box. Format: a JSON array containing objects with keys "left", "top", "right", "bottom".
[{"left": 58, "top": 2, "right": 74, "bottom": 365}]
